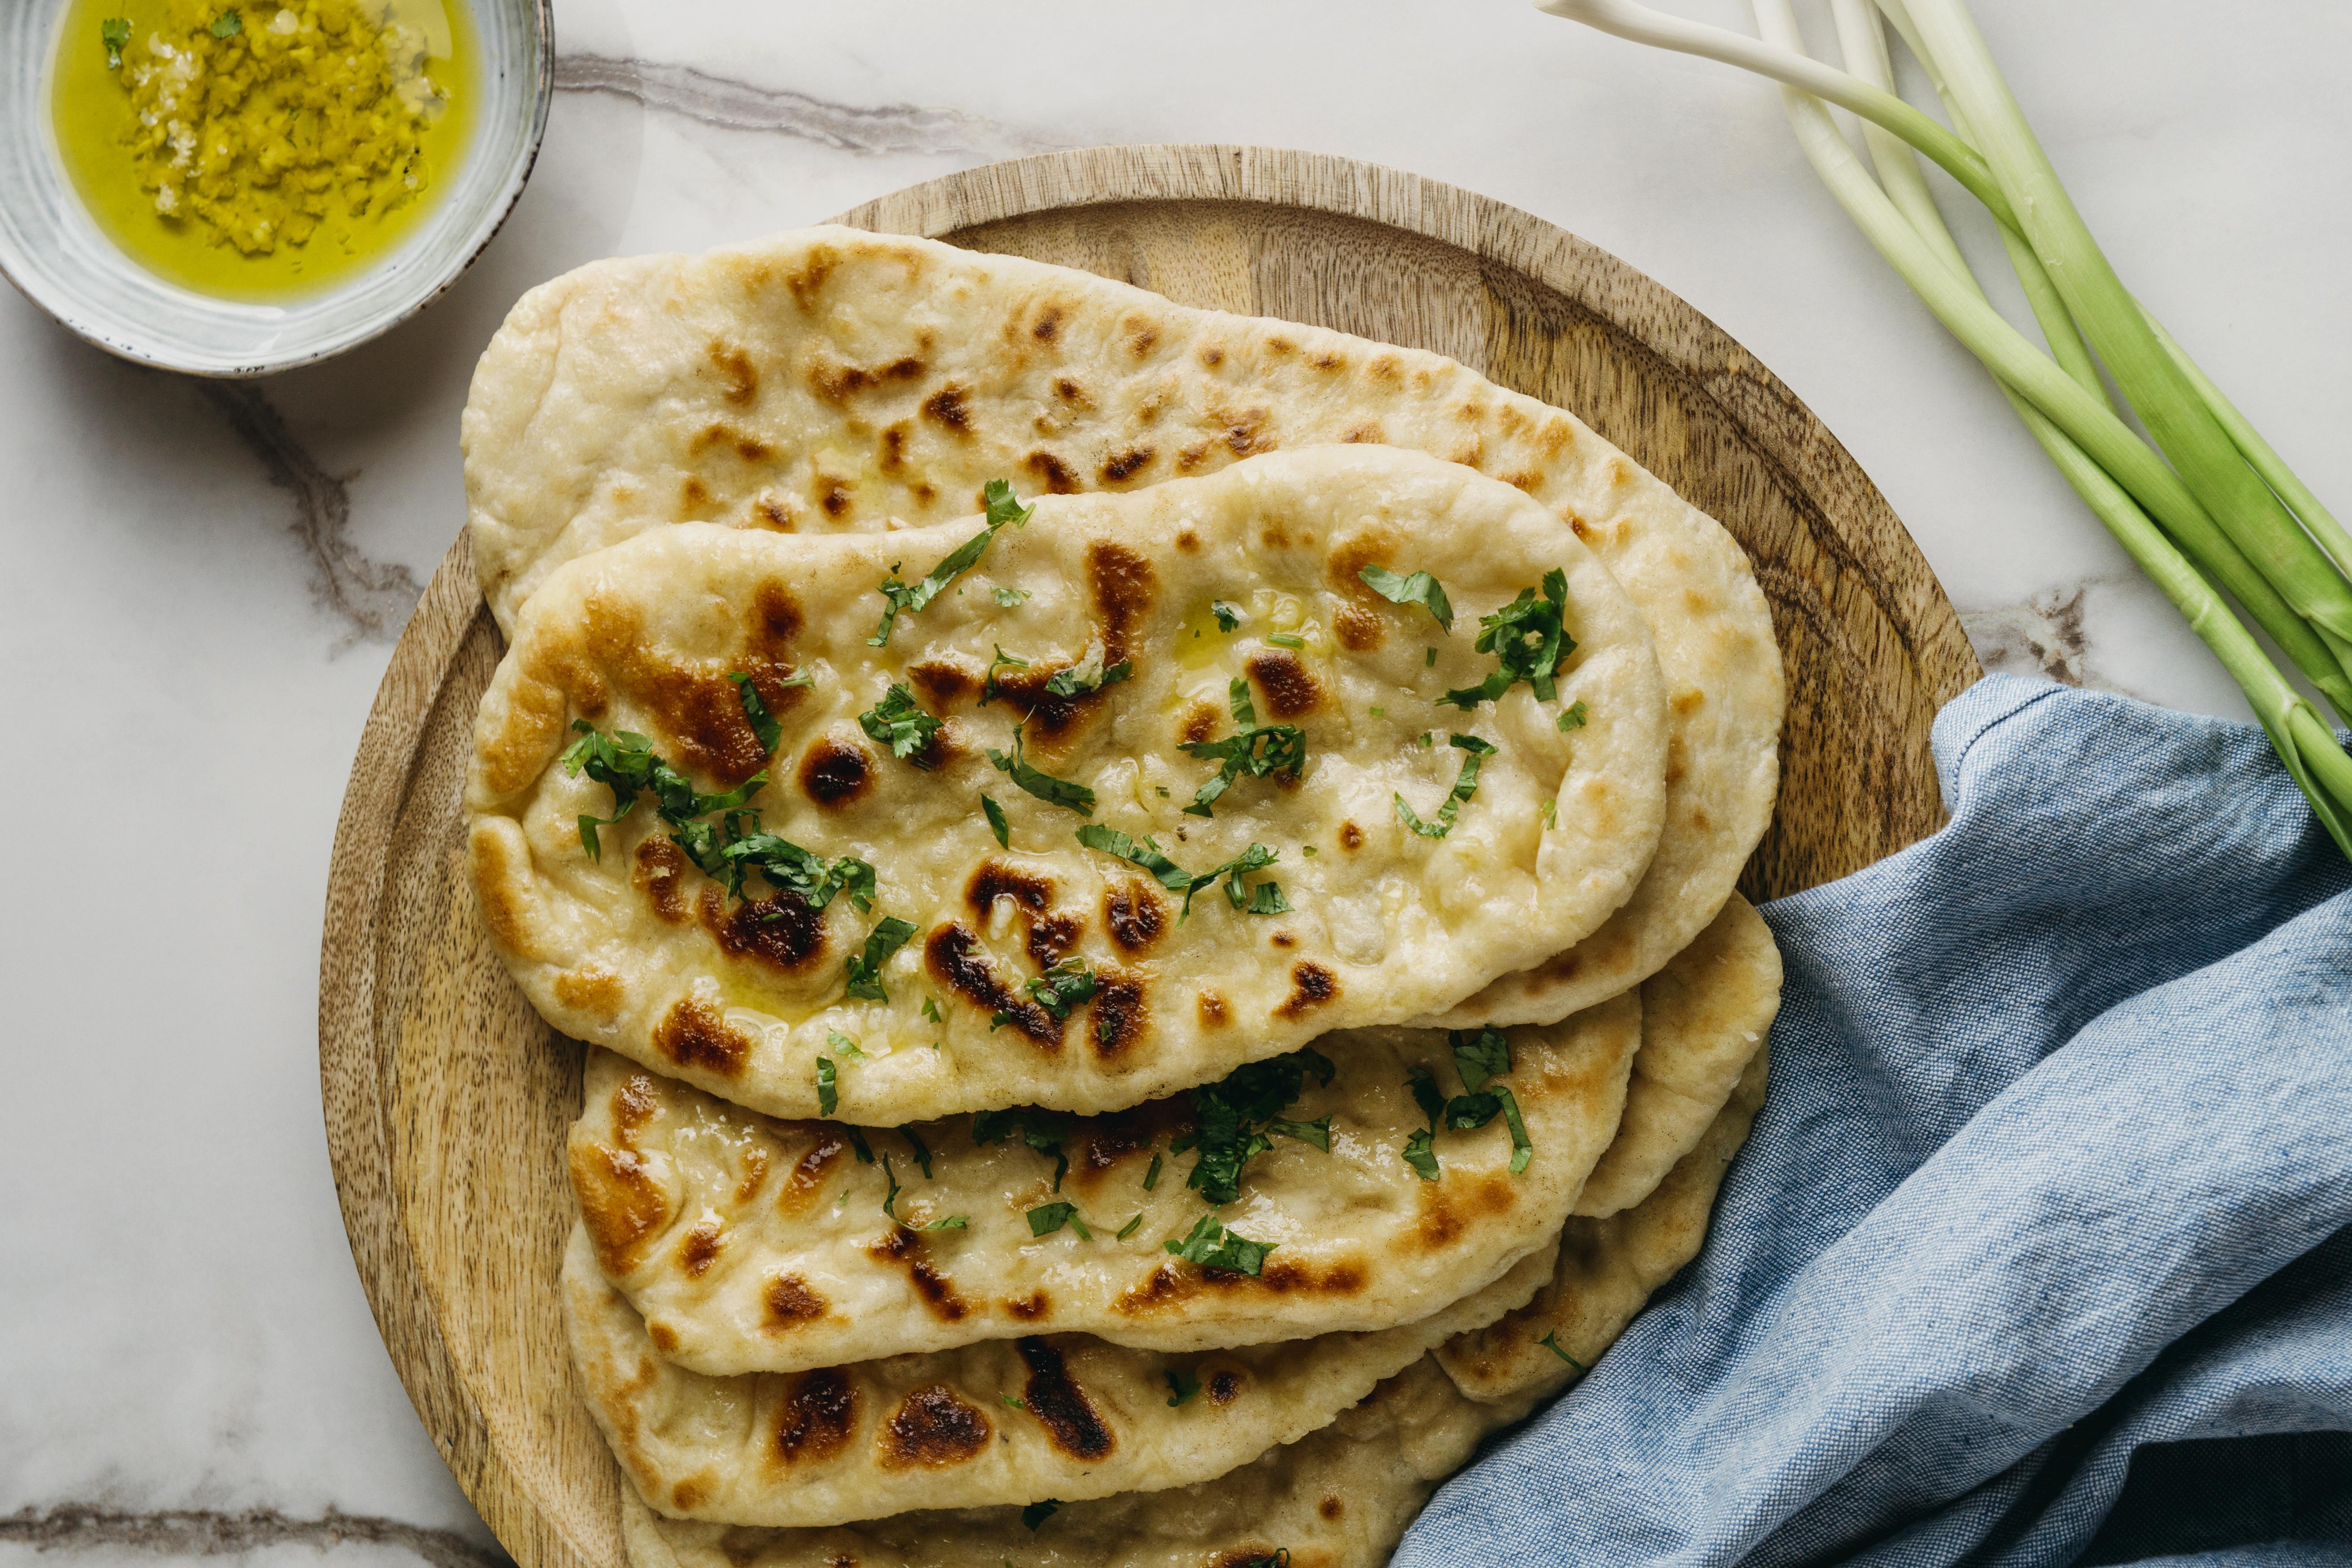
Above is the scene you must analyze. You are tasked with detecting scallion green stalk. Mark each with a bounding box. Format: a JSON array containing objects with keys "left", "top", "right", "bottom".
[{"left": 1537, "top": 0, "right": 2352, "bottom": 851}]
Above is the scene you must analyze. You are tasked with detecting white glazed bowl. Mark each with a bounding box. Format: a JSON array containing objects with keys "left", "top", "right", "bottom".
[{"left": 0, "top": 0, "right": 552, "bottom": 375}]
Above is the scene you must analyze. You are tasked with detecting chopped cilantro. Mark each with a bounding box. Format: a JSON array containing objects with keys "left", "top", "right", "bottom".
[
  {"left": 900, "top": 1124, "right": 934, "bottom": 1179},
  {"left": 1239, "top": 879, "right": 1292, "bottom": 916},
  {"left": 1558, "top": 699, "right": 1590, "bottom": 732},
  {"left": 1540, "top": 797, "right": 1558, "bottom": 830},
  {"left": 209, "top": 9, "right": 240, "bottom": 37},
  {"left": 1441, "top": 570, "right": 1576, "bottom": 709},
  {"left": 827, "top": 1029, "right": 866, "bottom": 1062},
  {"left": 1024, "top": 957, "right": 1098, "bottom": 1021},
  {"left": 716, "top": 832, "right": 875, "bottom": 911},
  {"left": 869, "top": 480, "right": 1032, "bottom": 647},
  {"left": 1003, "top": 1394, "right": 1027, "bottom": 1409},
  {"left": 922, "top": 995, "right": 943, "bottom": 1023},
  {"left": 923, "top": 1213, "right": 969, "bottom": 1231},
  {"left": 982, "top": 793, "right": 1012, "bottom": 848},
  {"left": 1164, "top": 1212, "right": 1276, "bottom": 1276},
  {"left": 1116, "top": 1212, "right": 1143, "bottom": 1240},
  {"left": 992, "top": 584, "right": 1031, "bottom": 607},
  {"left": 1143, "top": 1152, "right": 1163, "bottom": 1191},
  {"left": 1076, "top": 823, "right": 1192, "bottom": 894},
  {"left": 1395, "top": 734, "right": 1498, "bottom": 839},
  {"left": 780, "top": 670, "right": 816, "bottom": 690},
  {"left": 559, "top": 722, "right": 766, "bottom": 861},
  {"left": 1165, "top": 1367, "right": 1202, "bottom": 1407},
  {"left": 1417, "top": 731, "right": 1435, "bottom": 749},
  {"left": 982, "top": 644, "right": 1031, "bottom": 706},
  {"left": 1402, "top": 1127, "right": 1440, "bottom": 1181},
  {"left": 1357, "top": 564, "right": 1455, "bottom": 632},
  {"left": 1021, "top": 1500, "right": 1061, "bottom": 1531},
  {"left": 1539, "top": 1331, "right": 1588, "bottom": 1371},
  {"left": 1452, "top": 1026, "right": 1513, "bottom": 1090},
  {"left": 1170, "top": 1048, "right": 1337, "bottom": 1205},
  {"left": 1181, "top": 678, "right": 1306, "bottom": 818},
  {"left": 1301, "top": 844, "right": 1318, "bottom": 857},
  {"left": 988, "top": 724, "right": 1095, "bottom": 815},
  {"left": 880, "top": 1155, "right": 904, "bottom": 1220},
  {"left": 1265, "top": 632, "right": 1306, "bottom": 649},
  {"left": 101, "top": 16, "right": 130, "bottom": 67},
  {"left": 845, "top": 1126, "right": 875, "bottom": 1164},
  {"left": 975, "top": 1108, "right": 1074, "bottom": 1191},
  {"left": 857, "top": 683, "right": 943, "bottom": 765},
  {"left": 1369, "top": 706, "right": 1387, "bottom": 718},
  {"left": 1211, "top": 601, "right": 1243, "bottom": 631},
  {"left": 1425, "top": 646, "right": 1438, "bottom": 668},
  {"left": 1027, "top": 1201, "right": 1092, "bottom": 1240},
  {"left": 1042, "top": 645, "right": 1134, "bottom": 698},
  {"left": 815, "top": 1056, "right": 838, "bottom": 1117},
  {"left": 1155, "top": 785, "right": 1171, "bottom": 798},
  {"left": 726, "top": 672, "right": 783, "bottom": 754},
  {"left": 844, "top": 917, "right": 918, "bottom": 1002}
]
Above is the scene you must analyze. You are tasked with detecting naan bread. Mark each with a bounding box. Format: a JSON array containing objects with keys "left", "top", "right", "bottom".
[
  {"left": 1576, "top": 892, "right": 1780, "bottom": 1217},
  {"left": 471, "top": 449, "right": 1668, "bottom": 1124},
  {"left": 570, "top": 993, "right": 1640, "bottom": 1373},
  {"left": 616, "top": 1356, "right": 1536, "bottom": 1568},
  {"left": 1438, "top": 1043, "right": 1769, "bottom": 1403},
  {"left": 463, "top": 226, "right": 1782, "bottom": 1032},
  {"left": 566, "top": 1224, "right": 1552, "bottom": 1527}
]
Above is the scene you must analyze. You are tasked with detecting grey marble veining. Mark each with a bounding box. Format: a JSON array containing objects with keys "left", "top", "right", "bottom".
[{"left": 2, "top": 1, "right": 2344, "bottom": 1563}]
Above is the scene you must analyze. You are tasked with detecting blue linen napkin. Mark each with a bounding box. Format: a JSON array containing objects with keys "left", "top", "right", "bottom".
[{"left": 1399, "top": 675, "right": 2352, "bottom": 1568}]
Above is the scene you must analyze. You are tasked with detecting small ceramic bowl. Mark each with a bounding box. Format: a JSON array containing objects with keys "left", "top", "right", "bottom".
[{"left": 0, "top": 0, "right": 551, "bottom": 376}]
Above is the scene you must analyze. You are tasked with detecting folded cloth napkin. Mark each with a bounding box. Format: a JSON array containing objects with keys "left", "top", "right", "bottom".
[{"left": 1401, "top": 675, "right": 2352, "bottom": 1568}]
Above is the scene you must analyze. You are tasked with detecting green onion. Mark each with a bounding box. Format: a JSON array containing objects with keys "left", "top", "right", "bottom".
[{"left": 1537, "top": 0, "right": 2352, "bottom": 857}]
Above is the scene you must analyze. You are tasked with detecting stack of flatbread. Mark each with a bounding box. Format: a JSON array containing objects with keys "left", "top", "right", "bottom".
[{"left": 460, "top": 229, "right": 1787, "bottom": 1568}]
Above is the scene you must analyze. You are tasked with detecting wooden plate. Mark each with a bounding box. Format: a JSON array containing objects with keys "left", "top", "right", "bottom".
[{"left": 318, "top": 145, "right": 1981, "bottom": 1568}]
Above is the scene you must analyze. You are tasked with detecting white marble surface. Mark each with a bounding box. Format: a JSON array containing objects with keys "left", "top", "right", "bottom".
[{"left": 2, "top": 1, "right": 2345, "bottom": 1563}]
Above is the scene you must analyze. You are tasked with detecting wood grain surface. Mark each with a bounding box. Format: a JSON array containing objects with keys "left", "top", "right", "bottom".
[{"left": 318, "top": 145, "right": 1981, "bottom": 1568}]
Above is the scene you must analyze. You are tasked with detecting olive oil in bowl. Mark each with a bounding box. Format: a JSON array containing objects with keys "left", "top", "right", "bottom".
[{"left": 50, "top": 0, "right": 475, "bottom": 300}]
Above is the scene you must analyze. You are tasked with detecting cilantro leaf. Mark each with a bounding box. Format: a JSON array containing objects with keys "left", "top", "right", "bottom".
[
  {"left": 1558, "top": 699, "right": 1590, "bottom": 732},
  {"left": 992, "top": 584, "right": 1030, "bottom": 607},
  {"left": 1180, "top": 699, "right": 1307, "bottom": 819},
  {"left": 868, "top": 481, "right": 1033, "bottom": 647},
  {"left": 1265, "top": 632, "right": 1306, "bottom": 649},
  {"left": 1171, "top": 1049, "right": 1335, "bottom": 1205},
  {"left": 1540, "top": 797, "right": 1558, "bottom": 830},
  {"left": 1143, "top": 1152, "right": 1163, "bottom": 1191},
  {"left": 899, "top": 1124, "right": 933, "bottom": 1179},
  {"left": 1495, "top": 1083, "right": 1534, "bottom": 1174},
  {"left": 826, "top": 1028, "right": 867, "bottom": 1062},
  {"left": 923, "top": 1214, "right": 968, "bottom": 1230},
  {"left": 1441, "top": 570, "right": 1577, "bottom": 709},
  {"left": 1165, "top": 1367, "right": 1202, "bottom": 1407},
  {"left": 101, "top": 16, "right": 130, "bottom": 67},
  {"left": 1027, "top": 1201, "right": 1092, "bottom": 1240},
  {"left": 921, "top": 995, "right": 942, "bottom": 1023},
  {"left": 988, "top": 724, "right": 1095, "bottom": 815},
  {"left": 1402, "top": 1126, "right": 1440, "bottom": 1181},
  {"left": 1211, "top": 601, "right": 1243, "bottom": 632},
  {"left": 1228, "top": 677, "right": 1257, "bottom": 728},
  {"left": 209, "top": 9, "right": 240, "bottom": 37},
  {"left": 815, "top": 1056, "right": 838, "bottom": 1118},
  {"left": 1451, "top": 1026, "right": 1513, "bottom": 1091},
  {"left": 1407, "top": 1064, "right": 1448, "bottom": 1127},
  {"left": 880, "top": 1154, "right": 904, "bottom": 1220},
  {"left": 1025, "top": 957, "right": 1098, "bottom": 1021},
  {"left": 982, "top": 793, "right": 1012, "bottom": 848},
  {"left": 1358, "top": 564, "right": 1455, "bottom": 632},
  {"left": 857, "top": 683, "right": 943, "bottom": 765},
  {"left": 845, "top": 1125, "right": 874, "bottom": 1164},
  {"left": 1163, "top": 1212, "right": 1276, "bottom": 1276},
  {"left": 974, "top": 1108, "right": 1074, "bottom": 1191},
  {"left": 726, "top": 672, "right": 783, "bottom": 754},
  {"left": 1021, "top": 1500, "right": 1061, "bottom": 1531},
  {"left": 982, "top": 643, "right": 1030, "bottom": 706},
  {"left": 717, "top": 832, "right": 875, "bottom": 911},
  {"left": 1539, "top": 1330, "right": 1588, "bottom": 1371},
  {"left": 844, "top": 916, "right": 918, "bottom": 1002},
  {"left": 1075, "top": 823, "right": 1192, "bottom": 894},
  {"left": 1238, "top": 877, "right": 1291, "bottom": 916},
  {"left": 1041, "top": 644, "right": 1134, "bottom": 698},
  {"left": 1394, "top": 734, "right": 1498, "bottom": 839},
  {"left": 1115, "top": 1212, "right": 1143, "bottom": 1240}
]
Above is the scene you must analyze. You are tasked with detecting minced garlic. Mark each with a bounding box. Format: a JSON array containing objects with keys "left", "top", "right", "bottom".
[{"left": 113, "top": 0, "right": 445, "bottom": 256}]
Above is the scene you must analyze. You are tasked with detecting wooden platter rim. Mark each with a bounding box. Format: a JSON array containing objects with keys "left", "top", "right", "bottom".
[{"left": 318, "top": 144, "right": 1981, "bottom": 1568}]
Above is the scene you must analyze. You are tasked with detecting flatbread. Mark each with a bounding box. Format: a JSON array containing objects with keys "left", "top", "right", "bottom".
[
  {"left": 462, "top": 225, "right": 1782, "bottom": 1032},
  {"left": 565, "top": 1223, "right": 1553, "bottom": 1527},
  {"left": 1576, "top": 892, "right": 1780, "bottom": 1217},
  {"left": 569, "top": 992, "right": 1639, "bottom": 1373},
  {"left": 470, "top": 448, "right": 1668, "bottom": 1123},
  {"left": 616, "top": 1356, "right": 1537, "bottom": 1568},
  {"left": 1438, "top": 1043, "right": 1769, "bottom": 1403}
]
